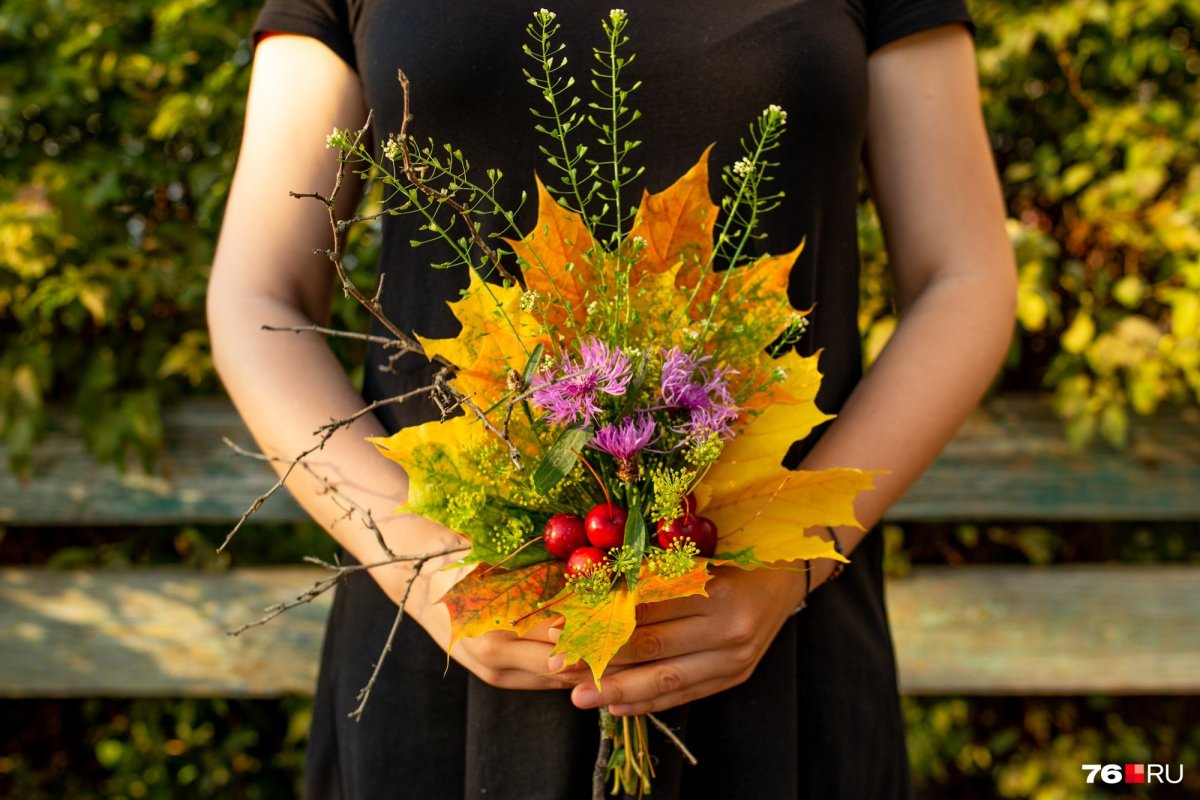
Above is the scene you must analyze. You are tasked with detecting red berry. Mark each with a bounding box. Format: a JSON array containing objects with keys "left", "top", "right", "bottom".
[
  {"left": 543, "top": 514, "right": 588, "bottom": 560},
  {"left": 694, "top": 516, "right": 718, "bottom": 557},
  {"left": 584, "top": 503, "right": 628, "bottom": 549},
  {"left": 566, "top": 546, "right": 607, "bottom": 578},
  {"left": 656, "top": 513, "right": 702, "bottom": 550}
]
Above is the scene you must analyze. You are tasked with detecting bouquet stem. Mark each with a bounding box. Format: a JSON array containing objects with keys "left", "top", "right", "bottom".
[{"left": 596, "top": 709, "right": 657, "bottom": 798}]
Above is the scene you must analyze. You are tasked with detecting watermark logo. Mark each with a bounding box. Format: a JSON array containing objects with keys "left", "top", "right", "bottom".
[{"left": 1082, "top": 764, "right": 1183, "bottom": 785}]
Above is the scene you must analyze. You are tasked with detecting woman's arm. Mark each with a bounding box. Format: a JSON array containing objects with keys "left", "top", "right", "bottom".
[
  {"left": 208, "top": 34, "right": 576, "bottom": 691},
  {"left": 562, "top": 23, "right": 1018, "bottom": 715}
]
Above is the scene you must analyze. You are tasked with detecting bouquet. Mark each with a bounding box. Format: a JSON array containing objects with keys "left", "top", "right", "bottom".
[{"left": 317, "top": 9, "right": 878, "bottom": 796}]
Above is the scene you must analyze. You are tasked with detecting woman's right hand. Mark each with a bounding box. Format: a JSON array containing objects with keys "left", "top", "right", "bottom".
[
  {"left": 208, "top": 33, "right": 575, "bottom": 693},
  {"left": 370, "top": 515, "right": 585, "bottom": 691}
]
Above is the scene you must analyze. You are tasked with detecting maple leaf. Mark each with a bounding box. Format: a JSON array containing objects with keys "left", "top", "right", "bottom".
[
  {"left": 504, "top": 177, "right": 600, "bottom": 329},
  {"left": 367, "top": 414, "right": 549, "bottom": 567},
  {"left": 440, "top": 561, "right": 568, "bottom": 649},
  {"left": 698, "top": 350, "right": 881, "bottom": 566},
  {"left": 634, "top": 559, "right": 712, "bottom": 605},
  {"left": 553, "top": 583, "right": 638, "bottom": 688},
  {"left": 416, "top": 268, "right": 547, "bottom": 408},
  {"left": 628, "top": 145, "right": 718, "bottom": 286}
]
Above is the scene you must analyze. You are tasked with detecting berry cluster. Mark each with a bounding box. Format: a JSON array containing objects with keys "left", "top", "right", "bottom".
[{"left": 543, "top": 493, "right": 718, "bottom": 579}]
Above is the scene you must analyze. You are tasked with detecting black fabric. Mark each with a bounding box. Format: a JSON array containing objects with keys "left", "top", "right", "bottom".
[{"left": 250, "top": 2, "right": 974, "bottom": 797}]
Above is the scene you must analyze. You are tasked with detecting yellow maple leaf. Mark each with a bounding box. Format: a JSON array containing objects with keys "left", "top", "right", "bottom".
[
  {"left": 553, "top": 584, "right": 638, "bottom": 688},
  {"left": 699, "top": 350, "right": 881, "bottom": 565},
  {"left": 416, "top": 268, "right": 546, "bottom": 407},
  {"left": 705, "top": 469, "right": 873, "bottom": 565},
  {"left": 368, "top": 412, "right": 489, "bottom": 512}
]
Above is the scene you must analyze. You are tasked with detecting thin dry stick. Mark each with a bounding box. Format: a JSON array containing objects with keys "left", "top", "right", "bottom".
[
  {"left": 431, "top": 371, "right": 524, "bottom": 469},
  {"left": 646, "top": 713, "right": 698, "bottom": 766},
  {"left": 227, "top": 555, "right": 393, "bottom": 636},
  {"left": 216, "top": 382, "right": 437, "bottom": 553},
  {"left": 394, "top": 69, "right": 521, "bottom": 288},
  {"left": 223, "top": 440, "right": 398, "bottom": 559},
  {"left": 347, "top": 542, "right": 464, "bottom": 721},
  {"left": 290, "top": 111, "right": 426, "bottom": 350},
  {"left": 261, "top": 322, "right": 414, "bottom": 351}
]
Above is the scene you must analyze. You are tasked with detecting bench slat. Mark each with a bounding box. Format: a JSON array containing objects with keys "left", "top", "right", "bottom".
[
  {"left": 1, "top": 565, "right": 1196, "bottom": 697},
  {"left": 4, "top": 397, "right": 1199, "bottom": 526}
]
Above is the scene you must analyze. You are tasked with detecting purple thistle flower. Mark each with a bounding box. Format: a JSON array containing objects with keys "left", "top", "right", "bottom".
[
  {"left": 529, "top": 337, "right": 632, "bottom": 426},
  {"left": 590, "top": 414, "right": 657, "bottom": 460},
  {"left": 658, "top": 347, "right": 741, "bottom": 441},
  {"left": 660, "top": 348, "right": 708, "bottom": 409},
  {"left": 579, "top": 337, "right": 632, "bottom": 396}
]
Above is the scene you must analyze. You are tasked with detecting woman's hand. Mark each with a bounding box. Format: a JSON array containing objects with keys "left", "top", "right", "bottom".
[
  {"left": 362, "top": 515, "right": 584, "bottom": 692},
  {"left": 556, "top": 564, "right": 819, "bottom": 716}
]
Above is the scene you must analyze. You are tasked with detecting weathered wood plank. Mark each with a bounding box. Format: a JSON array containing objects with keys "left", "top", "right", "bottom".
[
  {"left": 888, "top": 565, "right": 1200, "bottom": 694},
  {"left": 1, "top": 565, "right": 1197, "bottom": 697},
  {"left": 2, "top": 396, "right": 1199, "bottom": 525},
  {"left": 0, "top": 398, "right": 306, "bottom": 525},
  {"left": 0, "top": 567, "right": 329, "bottom": 697},
  {"left": 889, "top": 398, "right": 1200, "bottom": 522}
]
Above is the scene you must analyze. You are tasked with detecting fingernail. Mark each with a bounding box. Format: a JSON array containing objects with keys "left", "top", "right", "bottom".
[
  {"left": 574, "top": 685, "right": 599, "bottom": 708},
  {"left": 548, "top": 627, "right": 562, "bottom": 643},
  {"left": 547, "top": 654, "right": 565, "bottom": 672}
]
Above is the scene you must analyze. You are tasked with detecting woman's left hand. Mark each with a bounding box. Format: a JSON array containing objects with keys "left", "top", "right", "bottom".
[{"left": 554, "top": 564, "right": 818, "bottom": 716}]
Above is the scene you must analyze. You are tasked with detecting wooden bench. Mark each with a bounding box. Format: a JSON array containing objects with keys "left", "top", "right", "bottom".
[{"left": 2, "top": 396, "right": 1198, "bottom": 697}]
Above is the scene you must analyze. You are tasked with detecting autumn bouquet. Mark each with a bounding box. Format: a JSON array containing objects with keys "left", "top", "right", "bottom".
[{"left": 323, "top": 9, "right": 877, "bottom": 797}]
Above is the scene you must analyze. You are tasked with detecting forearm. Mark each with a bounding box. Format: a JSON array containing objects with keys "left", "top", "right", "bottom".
[
  {"left": 208, "top": 291, "right": 466, "bottom": 609},
  {"left": 797, "top": 265, "right": 1015, "bottom": 586}
]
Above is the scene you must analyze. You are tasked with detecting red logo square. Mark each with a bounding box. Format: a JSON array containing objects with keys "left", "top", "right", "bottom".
[{"left": 1125, "top": 763, "right": 1145, "bottom": 784}]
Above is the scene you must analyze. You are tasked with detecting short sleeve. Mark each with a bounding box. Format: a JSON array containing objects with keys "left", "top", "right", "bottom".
[
  {"left": 251, "top": 0, "right": 356, "bottom": 72},
  {"left": 866, "top": 0, "right": 976, "bottom": 54}
]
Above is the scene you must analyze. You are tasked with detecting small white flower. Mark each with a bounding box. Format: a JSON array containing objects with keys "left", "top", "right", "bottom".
[
  {"left": 520, "top": 289, "right": 541, "bottom": 311},
  {"left": 609, "top": 8, "right": 627, "bottom": 22},
  {"left": 732, "top": 157, "right": 755, "bottom": 177},
  {"left": 325, "top": 127, "right": 347, "bottom": 149},
  {"left": 586, "top": 300, "right": 601, "bottom": 316},
  {"left": 773, "top": 366, "right": 788, "bottom": 381},
  {"left": 537, "top": 8, "right": 556, "bottom": 21},
  {"left": 763, "top": 104, "right": 788, "bottom": 124}
]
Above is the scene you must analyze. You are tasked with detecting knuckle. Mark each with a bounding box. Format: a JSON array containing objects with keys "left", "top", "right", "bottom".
[
  {"left": 724, "top": 616, "right": 755, "bottom": 646},
  {"left": 475, "top": 665, "right": 503, "bottom": 687},
  {"left": 632, "top": 630, "right": 664, "bottom": 660},
  {"left": 732, "top": 643, "right": 758, "bottom": 669},
  {"left": 654, "top": 665, "right": 684, "bottom": 695}
]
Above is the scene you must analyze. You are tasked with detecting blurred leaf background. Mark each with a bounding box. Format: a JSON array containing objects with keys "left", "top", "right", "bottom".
[{"left": 1, "top": 0, "right": 1198, "bottom": 797}]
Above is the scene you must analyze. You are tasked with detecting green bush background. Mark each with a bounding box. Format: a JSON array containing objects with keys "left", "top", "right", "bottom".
[{"left": 1, "top": 0, "right": 1198, "bottom": 797}]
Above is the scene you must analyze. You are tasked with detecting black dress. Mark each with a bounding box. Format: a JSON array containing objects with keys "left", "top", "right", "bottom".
[{"left": 250, "top": 2, "right": 974, "bottom": 797}]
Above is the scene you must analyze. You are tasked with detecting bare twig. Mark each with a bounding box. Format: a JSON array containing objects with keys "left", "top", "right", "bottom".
[
  {"left": 313, "top": 382, "right": 442, "bottom": 438},
  {"left": 217, "top": 383, "right": 436, "bottom": 553},
  {"left": 288, "top": 111, "right": 442, "bottom": 364},
  {"left": 647, "top": 713, "right": 697, "bottom": 766},
  {"left": 395, "top": 69, "right": 522, "bottom": 288},
  {"left": 261, "top": 322, "right": 413, "bottom": 350},
  {"left": 227, "top": 546, "right": 467, "bottom": 725},
  {"left": 222, "top": 439, "right": 398, "bottom": 559},
  {"left": 431, "top": 371, "right": 524, "bottom": 469},
  {"left": 347, "top": 544, "right": 463, "bottom": 721}
]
